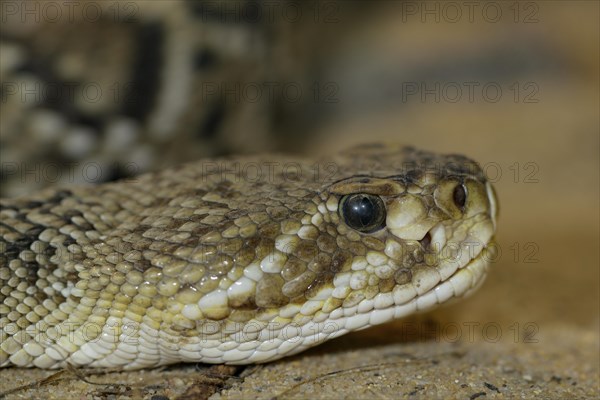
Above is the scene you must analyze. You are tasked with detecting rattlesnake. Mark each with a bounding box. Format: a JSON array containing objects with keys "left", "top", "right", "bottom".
[{"left": 0, "top": 144, "right": 498, "bottom": 369}]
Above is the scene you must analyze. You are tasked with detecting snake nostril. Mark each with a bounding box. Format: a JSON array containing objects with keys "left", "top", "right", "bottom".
[
  {"left": 452, "top": 184, "right": 467, "bottom": 209},
  {"left": 419, "top": 232, "right": 432, "bottom": 250}
]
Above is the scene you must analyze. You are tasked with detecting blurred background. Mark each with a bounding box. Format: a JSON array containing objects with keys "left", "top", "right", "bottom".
[{"left": 1, "top": 0, "right": 598, "bottom": 398}]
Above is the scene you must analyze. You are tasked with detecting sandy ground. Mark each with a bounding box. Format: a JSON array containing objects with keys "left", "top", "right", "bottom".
[{"left": 1, "top": 1, "right": 598, "bottom": 399}]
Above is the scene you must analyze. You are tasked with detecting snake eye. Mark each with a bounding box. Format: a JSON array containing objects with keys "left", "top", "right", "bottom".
[
  {"left": 452, "top": 184, "right": 467, "bottom": 209},
  {"left": 340, "top": 193, "right": 386, "bottom": 233}
]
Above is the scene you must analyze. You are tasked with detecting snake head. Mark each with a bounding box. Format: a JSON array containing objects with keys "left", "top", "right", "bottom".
[{"left": 309, "top": 145, "right": 499, "bottom": 331}]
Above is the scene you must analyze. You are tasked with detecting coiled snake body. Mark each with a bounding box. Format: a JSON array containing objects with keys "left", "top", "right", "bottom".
[{"left": 0, "top": 145, "right": 498, "bottom": 369}]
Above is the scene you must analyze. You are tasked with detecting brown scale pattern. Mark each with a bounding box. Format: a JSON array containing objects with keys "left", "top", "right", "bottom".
[{"left": 0, "top": 145, "right": 496, "bottom": 368}]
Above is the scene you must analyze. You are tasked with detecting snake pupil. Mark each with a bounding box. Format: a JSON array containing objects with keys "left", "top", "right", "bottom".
[
  {"left": 340, "top": 193, "right": 386, "bottom": 233},
  {"left": 453, "top": 184, "right": 467, "bottom": 209}
]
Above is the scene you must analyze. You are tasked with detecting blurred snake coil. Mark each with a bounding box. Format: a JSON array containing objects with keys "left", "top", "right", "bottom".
[{"left": 0, "top": 144, "right": 498, "bottom": 369}]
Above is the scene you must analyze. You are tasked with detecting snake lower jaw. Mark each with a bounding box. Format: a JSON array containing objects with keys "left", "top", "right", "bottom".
[
  {"left": 292, "top": 236, "right": 495, "bottom": 347},
  {"left": 428, "top": 239, "right": 495, "bottom": 308}
]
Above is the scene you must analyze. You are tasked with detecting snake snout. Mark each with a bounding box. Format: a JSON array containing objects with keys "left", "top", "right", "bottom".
[{"left": 386, "top": 177, "right": 497, "bottom": 270}]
